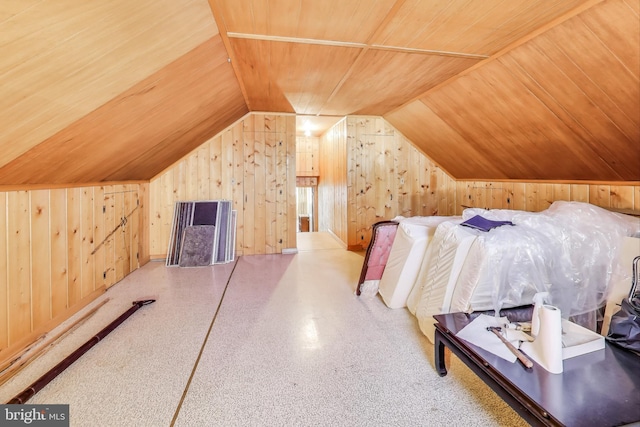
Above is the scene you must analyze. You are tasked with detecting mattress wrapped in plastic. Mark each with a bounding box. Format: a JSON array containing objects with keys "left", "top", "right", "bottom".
[
  {"left": 378, "top": 216, "right": 453, "bottom": 309},
  {"left": 412, "top": 220, "right": 482, "bottom": 339},
  {"left": 463, "top": 202, "right": 640, "bottom": 328},
  {"left": 411, "top": 202, "right": 640, "bottom": 340}
]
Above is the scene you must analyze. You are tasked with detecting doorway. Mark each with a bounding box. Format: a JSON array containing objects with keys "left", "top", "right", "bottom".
[
  {"left": 296, "top": 177, "right": 318, "bottom": 233},
  {"left": 297, "top": 187, "right": 313, "bottom": 232}
]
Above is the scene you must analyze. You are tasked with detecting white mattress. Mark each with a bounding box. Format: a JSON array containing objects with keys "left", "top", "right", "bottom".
[
  {"left": 413, "top": 222, "right": 481, "bottom": 342},
  {"left": 378, "top": 216, "right": 453, "bottom": 309},
  {"left": 448, "top": 238, "right": 491, "bottom": 313},
  {"left": 410, "top": 204, "right": 640, "bottom": 343}
]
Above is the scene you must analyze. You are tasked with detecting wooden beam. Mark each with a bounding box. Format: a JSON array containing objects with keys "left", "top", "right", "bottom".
[{"left": 207, "top": 0, "right": 251, "bottom": 110}]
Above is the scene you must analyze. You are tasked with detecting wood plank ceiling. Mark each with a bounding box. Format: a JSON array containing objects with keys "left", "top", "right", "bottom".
[{"left": 0, "top": 0, "right": 637, "bottom": 185}]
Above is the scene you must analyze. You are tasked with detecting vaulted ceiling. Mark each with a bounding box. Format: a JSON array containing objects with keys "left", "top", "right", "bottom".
[{"left": 0, "top": 0, "right": 638, "bottom": 185}]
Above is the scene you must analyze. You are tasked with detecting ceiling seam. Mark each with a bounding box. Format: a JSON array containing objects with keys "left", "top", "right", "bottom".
[{"left": 316, "top": 0, "right": 408, "bottom": 116}]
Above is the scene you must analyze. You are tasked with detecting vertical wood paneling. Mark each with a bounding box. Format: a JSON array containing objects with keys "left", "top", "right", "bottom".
[
  {"left": 67, "top": 188, "right": 81, "bottom": 305},
  {"left": 396, "top": 134, "right": 409, "bottom": 216},
  {"left": 342, "top": 116, "right": 457, "bottom": 250},
  {"left": 30, "top": 190, "right": 51, "bottom": 330},
  {"left": 570, "top": 184, "right": 590, "bottom": 203},
  {"left": 186, "top": 154, "right": 198, "bottom": 200},
  {"left": 197, "top": 145, "right": 209, "bottom": 200},
  {"left": 93, "top": 186, "right": 106, "bottom": 290},
  {"left": 137, "top": 183, "right": 149, "bottom": 266},
  {"left": 610, "top": 185, "right": 634, "bottom": 210},
  {"left": 217, "top": 133, "right": 230, "bottom": 200},
  {"left": 253, "top": 114, "right": 267, "bottom": 254},
  {"left": 7, "top": 191, "right": 31, "bottom": 343},
  {"left": 553, "top": 184, "right": 571, "bottom": 203},
  {"left": 351, "top": 119, "right": 364, "bottom": 244},
  {"left": 148, "top": 113, "right": 639, "bottom": 258},
  {"left": 285, "top": 115, "right": 297, "bottom": 250},
  {"left": 119, "top": 186, "right": 132, "bottom": 281},
  {"left": 50, "top": 189, "right": 68, "bottom": 318},
  {"left": 112, "top": 187, "right": 124, "bottom": 283},
  {"left": 319, "top": 118, "right": 349, "bottom": 244},
  {"left": 210, "top": 134, "right": 223, "bottom": 200},
  {"left": 0, "top": 184, "right": 143, "bottom": 361},
  {"left": 161, "top": 171, "right": 174, "bottom": 257},
  {"left": 265, "top": 118, "right": 277, "bottom": 254},
  {"left": 148, "top": 113, "right": 299, "bottom": 258},
  {"left": 232, "top": 125, "right": 244, "bottom": 255},
  {"left": 275, "top": 118, "right": 287, "bottom": 253},
  {"left": 243, "top": 117, "right": 256, "bottom": 255},
  {"left": 103, "top": 186, "right": 116, "bottom": 288},
  {"left": 590, "top": 185, "right": 611, "bottom": 208},
  {"left": 0, "top": 193, "right": 7, "bottom": 350},
  {"left": 80, "top": 187, "right": 94, "bottom": 298}
]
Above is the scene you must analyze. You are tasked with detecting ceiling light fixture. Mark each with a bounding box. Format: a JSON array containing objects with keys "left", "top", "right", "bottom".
[{"left": 303, "top": 120, "right": 313, "bottom": 137}]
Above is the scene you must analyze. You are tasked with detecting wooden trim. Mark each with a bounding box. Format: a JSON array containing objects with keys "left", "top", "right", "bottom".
[
  {"left": 607, "top": 208, "right": 640, "bottom": 217},
  {"left": 0, "top": 286, "right": 105, "bottom": 370},
  {"left": 455, "top": 179, "right": 640, "bottom": 186},
  {"left": 0, "top": 298, "right": 110, "bottom": 385},
  {"left": 369, "top": 45, "right": 488, "bottom": 60},
  {"left": 226, "top": 32, "right": 367, "bottom": 48},
  {"left": 0, "top": 181, "right": 149, "bottom": 192},
  {"left": 327, "top": 228, "right": 348, "bottom": 249}
]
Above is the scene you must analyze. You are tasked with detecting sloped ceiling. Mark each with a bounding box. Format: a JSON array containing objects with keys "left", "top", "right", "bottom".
[{"left": 0, "top": 0, "right": 637, "bottom": 185}]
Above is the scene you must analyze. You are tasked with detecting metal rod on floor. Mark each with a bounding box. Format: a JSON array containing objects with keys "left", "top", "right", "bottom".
[{"left": 7, "top": 299, "right": 155, "bottom": 404}]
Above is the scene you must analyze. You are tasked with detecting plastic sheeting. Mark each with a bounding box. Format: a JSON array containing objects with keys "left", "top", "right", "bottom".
[{"left": 462, "top": 202, "right": 640, "bottom": 329}]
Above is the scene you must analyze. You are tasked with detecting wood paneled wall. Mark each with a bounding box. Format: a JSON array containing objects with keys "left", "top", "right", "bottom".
[
  {"left": 319, "top": 115, "right": 639, "bottom": 251},
  {"left": 320, "top": 116, "right": 457, "bottom": 250},
  {"left": 149, "top": 114, "right": 297, "bottom": 258},
  {"left": 319, "top": 119, "right": 349, "bottom": 244},
  {"left": 0, "top": 183, "right": 148, "bottom": 364},
  {"left": 455, "top": 181, "right": 640, "bottom": 215},
  {"left": 295, "top": 136, "right": 319, "bottom": 177}
]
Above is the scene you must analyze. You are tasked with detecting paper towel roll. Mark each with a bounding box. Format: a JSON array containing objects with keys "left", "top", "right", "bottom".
[
  {"left": 521, "top": 304, "right": 563, "bottom": 374},
  {"left": 531, "top": 291, "right": 549, "bottom": 338}
]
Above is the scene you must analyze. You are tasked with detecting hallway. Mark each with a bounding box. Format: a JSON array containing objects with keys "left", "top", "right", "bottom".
[{"left": 1, "top": 232, "right": 525, "bottom": 426}]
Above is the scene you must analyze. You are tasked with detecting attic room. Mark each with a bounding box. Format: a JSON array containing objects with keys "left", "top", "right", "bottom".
[{"left": 1, "top": 0, "right": 639, "bottom": 425}]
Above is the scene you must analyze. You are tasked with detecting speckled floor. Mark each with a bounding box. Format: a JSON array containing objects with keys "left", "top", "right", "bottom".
[{"left": 1, "top": 232, "right": 526, "bottom": 426}]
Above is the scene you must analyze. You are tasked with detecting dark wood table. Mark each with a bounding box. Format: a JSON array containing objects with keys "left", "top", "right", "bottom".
[{"left": 434, "top": 312, "right": 640, "bottom": 427}]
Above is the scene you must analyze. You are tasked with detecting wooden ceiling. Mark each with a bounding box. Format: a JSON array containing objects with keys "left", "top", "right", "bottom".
[{"left": 0, "top": 0, "right": 637, "bottom": 185}]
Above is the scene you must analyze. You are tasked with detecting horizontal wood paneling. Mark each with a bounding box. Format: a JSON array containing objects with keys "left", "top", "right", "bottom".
[
  {"left": 0, "top": 0, "right": 218, "bottom": 170},
  {"left": 0, "top": 37, "right": 248, "bottom": 186},
  {"left": 149, "top": 113, "right": 297, "bottom": 258},
  {"left": 0, "top": 184, "right": 145, "bottom": 365}
]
